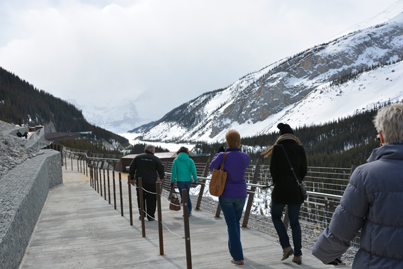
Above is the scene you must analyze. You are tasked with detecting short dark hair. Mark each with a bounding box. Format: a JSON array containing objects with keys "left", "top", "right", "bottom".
[{"left": 176, "top": 146, "right": 189, "bottom": 155}]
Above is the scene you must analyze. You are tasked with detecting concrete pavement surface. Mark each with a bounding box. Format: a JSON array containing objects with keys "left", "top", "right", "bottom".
[{"left": 20, "top": 164, "right": 349, "bottom": 269}]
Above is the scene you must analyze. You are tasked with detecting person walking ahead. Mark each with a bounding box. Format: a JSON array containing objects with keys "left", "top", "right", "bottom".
[
  {"left": 313, "top": 104, "right": 403, "bottom": 268},
  {"left": 129, "top": 144, "right": 164, "bottom": 221},
  {"left": 170, "top": 146, "right": 198, "bottom": 215},
  {"left": 262, "top": 123, "right": 307, "bottom": 265},
  {"left": 209, "top": 130, "right": 250, "bottom": 265}
]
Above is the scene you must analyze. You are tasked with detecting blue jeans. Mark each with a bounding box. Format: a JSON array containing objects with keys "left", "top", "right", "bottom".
[
  {"left": 219, "top": 197, "right": 246, "bottom": 261},
  {"left": 177, "top": 181, "right": 192, "bottom": 213},
  {"left": 271, "top": 203, "right": 302, "bottom": 257}
]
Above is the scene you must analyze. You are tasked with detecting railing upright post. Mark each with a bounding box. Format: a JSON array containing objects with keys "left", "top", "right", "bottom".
[
  {"left": 196, "top": 159, "right": 210, "bottom": 211},
  {"left": 139, "top": 177, "right": 146, "bottom": 237},
  {"left": 91, "top": 164, "right": 94, "bottom": 188},
  {"left": 156, "top": 182, "right": 164, "bottom": 256},
  {"left": 113, "top": 170, "right": 117, "bottom": 210},
  {"left": 214, "top": 204, "right": 221, "bottom": 218},
  {"left": 128, "top": 175, "right": 133, "bottom": 226},
  {"left": 99, "top": 168, "right": 103, "bottom": 197},
  {"left": 242, "top": 162, "right": 260, "bottom": 228},
  {"left": 94, "top": 165, "right": 97, "bottom": 191},
  {"left": 182, "top": 189, "right": 192, "bottom": 269},
  {"left": 284, "top": 206, "right": 290, "bottom": 230},
  {"left": 107, "top": 167, "right": 111, "bottom": 204},
  {"left": 119, "top": 173, "right": 124, "bottom": 216},
  {"left": 103, "top": 169, "right": 107, "bottom": 201}
]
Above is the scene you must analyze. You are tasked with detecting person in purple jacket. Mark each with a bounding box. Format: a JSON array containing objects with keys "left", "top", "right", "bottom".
[{"left": 209, "top": 130, "right": 250, "bottom": 265}]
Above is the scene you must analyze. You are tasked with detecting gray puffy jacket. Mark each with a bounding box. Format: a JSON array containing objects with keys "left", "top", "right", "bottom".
[{"left": 312, "top": 143, "right": 403, "bottom": 268}]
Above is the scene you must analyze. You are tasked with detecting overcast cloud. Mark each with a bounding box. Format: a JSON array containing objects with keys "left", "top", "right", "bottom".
[{"left": 0, "top": 0, "right": 397, "bottom": 124}]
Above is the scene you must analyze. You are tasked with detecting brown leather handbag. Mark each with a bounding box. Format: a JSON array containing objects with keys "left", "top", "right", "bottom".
[
  {"left": 209, "top": 153, "right": 227, "bottom": 197},
  {"left": 169, "top": 192, "right": 181, "bottom": 211}
]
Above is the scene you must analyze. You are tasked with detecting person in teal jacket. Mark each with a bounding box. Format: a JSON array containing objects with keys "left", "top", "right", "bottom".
[{"left": 170, "top": 147, "right": 198, "bottom": 215}]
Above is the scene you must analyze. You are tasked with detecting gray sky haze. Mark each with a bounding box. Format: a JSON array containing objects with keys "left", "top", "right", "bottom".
[{"left": 0, "top": 0, "right": 398, "bottom": 123}]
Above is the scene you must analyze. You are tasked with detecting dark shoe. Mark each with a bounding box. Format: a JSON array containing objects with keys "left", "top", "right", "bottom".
[
  {"left": 138, "top": 216, "right": 142, "bottom": 220},
  {"left": 281, "top": 247, "right": 293, "bottom": 261},
  {"left": 231, "top": 259, "right": 244, "bottom": 265},
  {"left": 292, "top": 256, "right": 302, "bottom": 265},
  {"left": 148, "top": 218, "right": 155, "bottom": 221}
]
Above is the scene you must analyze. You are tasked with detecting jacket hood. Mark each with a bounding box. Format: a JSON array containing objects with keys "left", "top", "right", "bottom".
[
  {"left": 177, "top": 152, "right": 190, "bottom": 161},
  {"left": 367, "top": 143, "right": 403, "bottom": 162}
]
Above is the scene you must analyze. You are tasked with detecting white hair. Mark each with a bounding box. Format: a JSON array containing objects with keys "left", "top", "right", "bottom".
[
  {"left": 144, "top": 144, "right": 155, "bottom": 152},
  {"left": 373, "top": 103, "right": 403, "bottom": 144}
]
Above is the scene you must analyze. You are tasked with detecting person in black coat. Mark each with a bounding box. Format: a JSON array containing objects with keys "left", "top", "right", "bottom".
[
  {"left": 262, "top": 123, "right": 307, "bottom": 265},
  {"left": 129, "top": 144, "right": 165, "bottom": 221}
]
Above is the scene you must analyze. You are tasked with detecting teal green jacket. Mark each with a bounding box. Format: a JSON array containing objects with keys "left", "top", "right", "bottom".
[{"left": 170, "top": 152, "right": 198, "bottom": 183}]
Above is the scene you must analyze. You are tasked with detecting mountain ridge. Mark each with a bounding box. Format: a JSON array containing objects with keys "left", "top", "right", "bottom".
[{"left": 131, "top": 5, "right": 403, "bottom": 143}]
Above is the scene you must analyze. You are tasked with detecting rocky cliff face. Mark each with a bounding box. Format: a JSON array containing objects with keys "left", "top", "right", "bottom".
[{"left": 134, "top": 11, "right": 403, "bottom": 143}]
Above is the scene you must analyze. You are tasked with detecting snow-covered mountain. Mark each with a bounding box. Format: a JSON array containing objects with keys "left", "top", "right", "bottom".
[
  {"left": 67, "top": 98, "right": 148, "bottom": 134},
  {"left": 132, "top": 3, "right": 403, "bottom": 143}
]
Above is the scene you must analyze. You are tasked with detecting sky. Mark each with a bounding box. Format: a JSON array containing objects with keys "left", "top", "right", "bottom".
[{"left": 0, "top": 0, "right": 398, "bottom": 124}]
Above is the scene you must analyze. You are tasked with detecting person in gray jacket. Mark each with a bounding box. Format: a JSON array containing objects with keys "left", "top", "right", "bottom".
[{"left": 312, "top": 103, "right": 403, "bottom": 268}]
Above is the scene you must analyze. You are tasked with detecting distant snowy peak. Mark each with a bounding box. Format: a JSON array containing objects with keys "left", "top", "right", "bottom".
[
  {"left": 69, "top": 98, "right": 145, "bottom": 134},
  {"left": 332, "top": 0, "right": 403, "bottom": 39},
  {"left": 136, "top": 5, "right": 403, "bottom": 143}
]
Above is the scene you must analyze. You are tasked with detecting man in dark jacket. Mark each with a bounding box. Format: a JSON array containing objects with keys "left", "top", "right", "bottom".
[{"left": 129, "top": 144, "right": 164, "bottom": 221}]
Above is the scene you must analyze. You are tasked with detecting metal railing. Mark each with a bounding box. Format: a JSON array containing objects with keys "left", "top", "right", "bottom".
[{"left": 63, "top": 148, "right": 359, "bottom": 261}]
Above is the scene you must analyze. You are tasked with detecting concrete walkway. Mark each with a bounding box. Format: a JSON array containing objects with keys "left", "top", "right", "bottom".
[{"left": 20, "top": 165, "right": 349, "bottom": 269}]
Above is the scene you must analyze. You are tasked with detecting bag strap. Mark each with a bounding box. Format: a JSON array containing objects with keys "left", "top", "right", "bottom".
[
  {"left": 280, "top": 145, "right": 302, "bottom": 186},
  {"left": 220, "top": 152, "right": 226, "bottom": 171}
]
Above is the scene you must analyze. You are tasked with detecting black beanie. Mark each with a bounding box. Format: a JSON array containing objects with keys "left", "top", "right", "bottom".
[{"left": 277, "top": 123, "right": 294, "bottom": 135}]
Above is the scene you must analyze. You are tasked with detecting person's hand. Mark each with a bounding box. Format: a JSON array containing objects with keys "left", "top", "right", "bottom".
[{"left": 130, "top": 179, "right": 135, "bottom": 186}]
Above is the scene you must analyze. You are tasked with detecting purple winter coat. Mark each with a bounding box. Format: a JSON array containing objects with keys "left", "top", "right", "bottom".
[{"left": 209, "top": 148, "right": 250, "bottom": 199}]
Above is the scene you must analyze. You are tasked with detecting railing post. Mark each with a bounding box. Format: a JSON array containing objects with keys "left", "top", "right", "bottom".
[
  {"left": 138, "top": 177, "right": 146, "bottom": 238},
  {"left": 196, "top": 159, "right": 210, "bottom": 211},
  {"left": 89, "top": 164, "right": 93, "bottom": 187},
  {"left": 107, "top": 167, "right": 111, "bottom": 204},
  {"left": 214, "top": 204, "right": 221, "bottom": 218},
  {"left": 113, "top": 170, "right": 117, "bottom": 210},
  {"left": 103, "top": 169, "right": 107, "bottom": 201},
  {"left": 156, "top": 182, "right": 164, "bottom": 256},
  {"left": 128, "top": 175, "right": 133, "bottom": 226},
  {"left": 96, "top": 166, "right": 99, "bottom": 193},
  {"left": 99, "top": 168, "right": 103, "bottom": 197},
  {"left": 119, "top": 173, "right": 124, "bottom": 216},
  {"left": 284, "top": 206, "right": 290, "bottom": 230},
  {"left": 182, "top": 189, "right": 192, "bottom": 269},
  {"left": 242, "top": 162, "right": 260, "bottom": 228}
]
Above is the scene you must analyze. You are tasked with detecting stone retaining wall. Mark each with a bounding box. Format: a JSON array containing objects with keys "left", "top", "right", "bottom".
[{"left": 0, "top": 150, "right": 62, "bottom": 269}]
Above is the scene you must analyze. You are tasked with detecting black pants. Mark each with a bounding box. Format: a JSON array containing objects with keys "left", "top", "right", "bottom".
[{"left": 136, "top": 182, "right": 157, "bottom": 220}]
